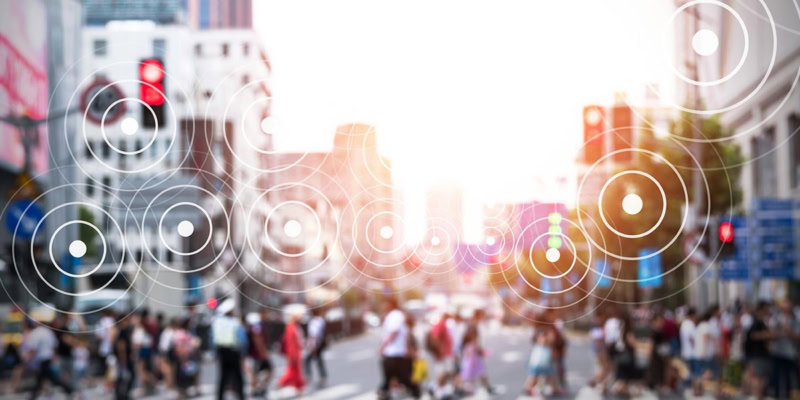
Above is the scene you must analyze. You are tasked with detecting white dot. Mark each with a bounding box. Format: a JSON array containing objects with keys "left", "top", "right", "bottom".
[
  {"left": 177, "top": 220, "right": 194, "bottom": 237},
  {"left": 431, "top": 236, "right": 441, "bottom": 246},
  {"left": 692, "top": 29, "right": 719, "bottom": 56},
  {"left": 284, "top": 220, "right": 301, "bottom": 238},
  {"left": 485, "top": 237, "right": 496, "bottom": 246},
  {"left": 380, "top": 226, "right": 393, "bottom": 240},
  {"left": 545, "top": 248, "right": 561, "bottom": 263},
  {"left": 260, "top": 117, "right": 277, "bottom": 135},
  {"left": 69, "top": 240, "right": 87, "bottom": 258},
  {"left": 622, "top": 193, "right": 644, "bottom": 215},
  {"left": 120, "top": 117, "right": 139, "bottom": 135}
]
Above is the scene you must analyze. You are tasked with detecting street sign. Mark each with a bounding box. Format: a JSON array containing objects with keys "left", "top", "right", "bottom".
[
  {"left": 752, "top": 198, "right": 798, "bottom": 280},
  {"left": 4, "top": 199, "right": 44, "bottom": 239},
  {"left": 719, "top": 259, "right": 748, "bottom": 280},
  {"left": 80, "top": 78, "right": 126, "bottom": 125},
  {"left": 637, "top": 248, "right": 662, "bottom": 288}
]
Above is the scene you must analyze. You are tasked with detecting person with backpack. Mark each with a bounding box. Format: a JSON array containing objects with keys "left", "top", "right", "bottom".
[{"left": 305, "top": 307, "right": 328, "bottom": 388}]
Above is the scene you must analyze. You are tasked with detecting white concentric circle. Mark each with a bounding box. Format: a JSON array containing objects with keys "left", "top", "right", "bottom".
[
  {"left": 49, "top": 220, "right": 106, "bottom": 278},
  {"left": 142, "top": 184, "right": 230, "bottom": 274},
  {"left": 158, "top": 202, "right": 213, "bottom": 256},
  {"left": 598, "top": 170, "right": 667, "bottom": 239},
  {"left": 578, "top": 148, "right": 692, "bottom": 262},
  {"left": 264, "top": 200, "right": 322, "bottom": 258},
  {"left": 100, "top": 98, "right": 158, "bottom": 155},
  {"left": 666, "top": 0, "right": 750, "bottom": 88}
]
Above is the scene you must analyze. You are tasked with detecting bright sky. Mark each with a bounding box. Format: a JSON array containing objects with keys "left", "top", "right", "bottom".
[{"left": 253, "top": 0, "right": 677, "bottom": 242}]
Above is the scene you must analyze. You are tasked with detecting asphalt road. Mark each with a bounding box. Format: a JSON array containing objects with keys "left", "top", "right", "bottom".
[{"left": 1, "top": 323, "right": 719, "bottom": 399}]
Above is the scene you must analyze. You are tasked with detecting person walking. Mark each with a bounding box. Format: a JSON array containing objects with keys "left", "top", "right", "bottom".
[
  {"left": 247, "top": 308, "right": 274, "bottom": 398},
  {"left": 278, "top": 312, "right": 306, "bottom": 394},
  {"left": 173, "top": 318, "right": 200, "bottom": 399},
  {"left": 212, "top": 298, "right": 246, "bottom": 400},
  {"left": 679, "top": 307, "right": 697, "bottom": 391},
  {"left": 24, "top": 319, "right": 74, "bottom": 400},
  {"left": 744, "top": 301, "right": 773, "bottom": 400},
  {"left": 378, "top": 297, "right": 420, "bottom": 400},
  {"left": 113, "top": 316, "right": 136, "bottom": 400},
  {"left": 524, "top": 318, "right": 557, "bottom": 397},
  {"left": 427, "top": 311, "right": 455, "bottom": 399},
  {"left": 305, "top": 307, "right": 328, "bottom": 388},
  {"left": 768, "top": 299, "right": 800, "bottom": 399}
]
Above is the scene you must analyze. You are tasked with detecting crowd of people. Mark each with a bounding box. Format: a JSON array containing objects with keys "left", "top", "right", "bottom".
[
  {"left": 0, "top": 299, "right": 331, "bottom": 400},
  {"left": 585, "top": 299, "right": 800, "bottom": 399},
  {"left": 377, "top": 297, "right": 497, "bottom": 400}
]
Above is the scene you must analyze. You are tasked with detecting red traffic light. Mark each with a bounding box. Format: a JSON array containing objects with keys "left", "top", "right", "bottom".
[
  {"left": 139, "top": 59, "right": 164, "bottom": 83},
  {"left": 139, "top": 59, "right": 165, "bottom": 106},
  {"left": 719, "top": 222, "right": 734, "bottom": 243}
]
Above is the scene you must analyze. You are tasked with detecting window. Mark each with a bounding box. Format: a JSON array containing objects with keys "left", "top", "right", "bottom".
[
  {"left": 136, "top": 140, "right": 143, "bottom": 158},
  {"left": 102, "top": 176, "right": 111, "bottom": 197},
  {"left": 93, "top": 39, "right": 107, "bottom": 56},
  {"left": 790, "top": 114, "right": 800, "bottom": 189},
  {"left": 86, "top": 179, "right": 95, "bottom": 196},
  {"left": 222, "top": 43, "right": 229, "bottom": 57},
  {"left": 102, "top": 141, "right": 111, "bottom": 159},
  {"left": 241, "top": 74, "right": 249, "bottom": 85},
  {"left": 85, "top": 140, "right": 94, "bottom": 158},
  {"left": 243, "top": 42, "right": 250, "bottom": 56},
  {"left": 153, "top": 39, "right": 166, "bottom": 59},
  {"left": 194, "top": 43, "right": 202, "bottom": 56},
  {"left": 118, "top": 141, "right": 127, "bottom": 168}
]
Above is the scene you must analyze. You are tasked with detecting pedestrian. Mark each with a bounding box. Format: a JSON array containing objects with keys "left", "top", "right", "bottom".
[
  {"left": 611, "top": 315, "right": 640, "bottom": 397},
  {"left": 132, "top": 310, "right": 156, "bottom": 395},
  {"left": 744, "top": 301, "right": 772, "bottom": 400},
  {"left": 647, "top": 311, "right": 671, "bottom": 395},
  {"left": 157, "top": 317, "right": 177, "bottom": 389},
  {"left": 768, "top": 298, "right": 800, "bottom": 399},
  {"left": 113, "top": 315, "right": 136, "bottom": 400},
  {"left": 524, "top": 318, "right": 557, "bottom": 397},
  {"left": 51, "top": 315, "right": 75, "bottom": 383},
  {"left": 427, "top": 311, "right": 454, "bottom": 399},
  {"left": 305, "top": 307, "right": 328, "bottom": 388},
  {"left": 548, "top": 309, "right": 568, "bottom": 392},
  {"left": 692, "top": 306, "right": 721, "bottom": 396},
  {"left": 277, "top": 312, "right": 306, "bottom": 394},
  {"left": 95, "top": 310, "right": 116, "bottom": 390},
  {"left": 23, "top": 318, "right": 74, "bottom": 400},
  {"left": 72, "top": 338, "right": 90, "bottom": 394},
  {"left": 588, "top": 312, "right": 609, "bottom": 390},
  {"left": 173, "top": 318, "right": 200, "bottom": 399},
  {"left": 679, "top": 306, "right": 697, "bottom": 390},
  {"left": 212, "top": 298, "right": 246, "bottom": 400},
  {"left": 248, "top": 308, "right": 274, "bottom": 398},
  {"left": 377, "top": 297, "right": 420, "bottom": 400}
]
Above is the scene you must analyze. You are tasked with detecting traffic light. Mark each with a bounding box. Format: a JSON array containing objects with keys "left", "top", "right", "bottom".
[
  {"left": 582, "top": 105, "right": 605, "bottom": 164},
  {"left": 139, "top": 58, "right": 165, "bottom": 128},
  {"left": 718, "top": 221, "right": 736, "bottom": 259},
  {"left": 610, "top": 104, "right": 633, "bottom": 163}
]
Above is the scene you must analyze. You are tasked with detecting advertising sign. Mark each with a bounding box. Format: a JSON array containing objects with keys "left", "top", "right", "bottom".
[{"left": 0, "top": 0, "right": 49, "bottom": 174}]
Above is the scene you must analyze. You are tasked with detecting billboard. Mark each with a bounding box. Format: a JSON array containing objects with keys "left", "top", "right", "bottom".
[{"left": 0, "top": 0, "right": 49, "bottom": 174}]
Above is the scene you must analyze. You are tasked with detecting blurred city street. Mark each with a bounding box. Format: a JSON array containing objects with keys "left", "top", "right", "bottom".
[{"left": 2, "top": 0, "right": 800, "bottom": 399}]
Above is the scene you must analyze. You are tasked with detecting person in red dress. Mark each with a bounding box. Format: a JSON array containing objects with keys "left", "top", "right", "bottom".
[{"left": 278, "top": 314, "right": 306, "bottom": 394}]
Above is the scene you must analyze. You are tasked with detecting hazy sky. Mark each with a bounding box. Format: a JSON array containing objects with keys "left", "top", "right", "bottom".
[{"left": 253, "top": 0, "right": 677, "bottom": 241}]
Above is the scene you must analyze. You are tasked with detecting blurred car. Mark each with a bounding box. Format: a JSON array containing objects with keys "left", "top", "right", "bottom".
[{"left": 1, "top": 308, "right": 24, "bottom": 347}]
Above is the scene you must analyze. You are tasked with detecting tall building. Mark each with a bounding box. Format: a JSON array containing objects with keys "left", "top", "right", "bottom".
[
  {"left": 76, "top": 4, "right": 271, "bottom": 315},
  {"left": 674, "top": 2, "right": 800, "bottom": 304},
  {"left": 83, "top": 0, "right": 252, "bottom": 29},
  {"left": 0, "top": 0, "right": 83, "bottom": 311}
]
